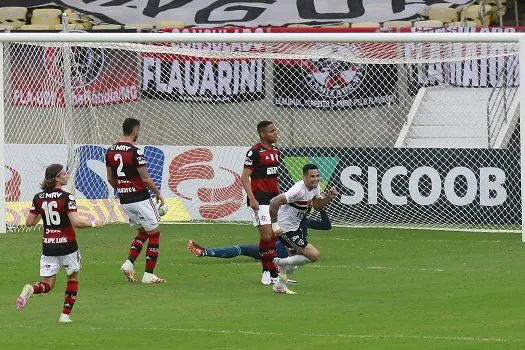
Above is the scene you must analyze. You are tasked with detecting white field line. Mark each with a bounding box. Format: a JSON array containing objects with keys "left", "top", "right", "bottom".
[
  {"left": 5, "top": 325, "right": 525, "bottom": 343},
  {"left": 157, "top": 234, "right": 509, "bottom": 244},
  {"left": 87, "top": 260, "right": 502, "bottom": 273}
]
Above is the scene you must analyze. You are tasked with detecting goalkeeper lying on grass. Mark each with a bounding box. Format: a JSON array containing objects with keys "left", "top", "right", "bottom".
[{"left": 186, "top": 208, "right": 331, "bottom": 283}]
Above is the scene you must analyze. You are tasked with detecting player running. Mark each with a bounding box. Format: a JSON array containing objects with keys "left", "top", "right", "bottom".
[
  {"left": 241, "top": 120, "right": 281, "bottom": 285},
  {"left": 106, "top": 118, "right": 166, "bottom": 284},
  {"left": 270, "top": 164, "right": 337, "bottom": 294},
  {"left": 16, "top": 164, "right": 105, "bottom": 322}
]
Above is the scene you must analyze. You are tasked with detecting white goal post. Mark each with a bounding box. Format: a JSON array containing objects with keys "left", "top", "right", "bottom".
[{"left": 0, "top": 32, "right": 524, "bottom": 239}]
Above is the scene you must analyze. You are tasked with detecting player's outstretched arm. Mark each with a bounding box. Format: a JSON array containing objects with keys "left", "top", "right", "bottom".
[
  {"left": 67, "top": 212, "right": 105, "bottom": 229},
  {"left": 26, "top": 213, "right": 41, "bottom": 227},
  {"left": 269, "top": 194, "right": 287, "bottom": 236},
  {"left": 306, "top": 210, "right": 332, "bottom": 231},
  {"left": 137, "top": 167, "right": 164, "bottom": 206}
]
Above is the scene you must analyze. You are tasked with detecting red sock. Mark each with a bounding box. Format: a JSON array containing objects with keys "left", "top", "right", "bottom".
[
  {"left": 145, "top": 231, "right": 160, "bottom": 273},
  {"left": 268, "top": 237, "right": 278, "bottom": 277},
  {"left": 63, "top": 280, "right": 78, "bottom": 315},
  {"left": 32, "top": 281, "right": 51, "bottom": 294},
  {"left": 128, "top": 231, "right": 149, "bottom": 263},
  {"left": 259, "top": 239, "right": 270, "bottom": 272}
]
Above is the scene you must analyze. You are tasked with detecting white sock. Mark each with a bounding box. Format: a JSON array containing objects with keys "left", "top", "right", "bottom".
[
  {"left": 285, "top": 265, "right": 298, "bottom": 277},
  {"left": 279, "top": 255, "right": 311, "bottom": 267},
  {"left": 274, "top": 276, "right": 286, "bottom": 289}
]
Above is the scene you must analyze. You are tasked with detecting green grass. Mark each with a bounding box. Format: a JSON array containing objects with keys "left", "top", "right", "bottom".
[{"left": 2, "top": 224, "right": 525, "bottom": 349}]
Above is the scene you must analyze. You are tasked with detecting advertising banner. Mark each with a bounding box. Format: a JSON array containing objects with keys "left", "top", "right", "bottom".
[
  {"left": 9, "top": 45, "right": 139, "bottom": 107},
  {"left": 6, "top": 145, "right": 520, "bottom": 227},
  {"left": 141, "top": 27, "right": 266, "bottom": 102},
  {"left": 281, "top": 147, "right": 521, "bottom": 226}
]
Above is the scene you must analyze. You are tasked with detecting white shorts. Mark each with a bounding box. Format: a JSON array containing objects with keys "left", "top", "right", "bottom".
[
  {"left": 40, "top": 250, "right": 81, "bottom": 277},
  {"left": 252, "top": 205, "right": 271, "bottom": 227},
  {"left": 122, "top": 198, "right": 160, "bottom": 232}
]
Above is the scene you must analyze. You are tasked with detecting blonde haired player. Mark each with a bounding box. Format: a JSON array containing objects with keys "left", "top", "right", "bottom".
[{"left": 16, "top": 164, "right": 105, "bottom": 322}]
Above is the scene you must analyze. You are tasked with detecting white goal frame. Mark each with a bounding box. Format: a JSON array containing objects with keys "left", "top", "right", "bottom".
[{"left": 0, "top": 32, "right": 524, "bottom": 239}]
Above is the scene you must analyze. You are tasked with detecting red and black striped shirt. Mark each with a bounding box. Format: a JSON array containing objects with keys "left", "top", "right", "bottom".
[
  {"left": 105, "top": 141, "right": 150, "bottom": 204},
  {"left": 30, "top": 189, "right": 78, "bottom": 256},
  {"left": 244, "top": 143, "right": 280, "bottom": 205}
]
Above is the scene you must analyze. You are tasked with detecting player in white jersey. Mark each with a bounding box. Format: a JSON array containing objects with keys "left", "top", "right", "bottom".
[{"left": 269, "top": 163, "right": 337, "bottom": 294}]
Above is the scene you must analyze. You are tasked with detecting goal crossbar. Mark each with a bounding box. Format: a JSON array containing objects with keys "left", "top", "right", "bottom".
[{"left": 0, "top": 32, "right": 524, "bottom": 43}]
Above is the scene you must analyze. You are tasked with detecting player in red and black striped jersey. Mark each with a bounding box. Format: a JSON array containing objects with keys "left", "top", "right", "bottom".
[
  {"left": 16, "top": 164, "right": 105, "bottom": 323},
  {"left": 105, "top": 117, "right": 166, "bottom": 284},
  {"left": 241, "top": 120, "right": 281, "bottom": 285}
]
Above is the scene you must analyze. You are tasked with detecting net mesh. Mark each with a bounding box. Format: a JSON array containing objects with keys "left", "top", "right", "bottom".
[{"left": 2, "top": 38, "right": 521, "bottom": 231}]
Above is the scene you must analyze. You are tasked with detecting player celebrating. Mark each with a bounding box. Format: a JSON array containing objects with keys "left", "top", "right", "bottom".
[
  {"left": 16, "top": 164, "right": 104, "bottom": 323},
  {"left": 241, "top": 120, "right": 280, "bottom": 285},
  {"left": 270, "top": 164, "right": 337, "bottom": 294},
  {"left": 106, "top": 118, "right": 166, "bottom": 284}
]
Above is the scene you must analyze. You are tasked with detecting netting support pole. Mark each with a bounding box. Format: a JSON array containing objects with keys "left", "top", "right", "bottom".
[
  {"left": 518, "top": 37, "right": 525, "bottom": 242},
  {"left": 0, "top": 44, "right": 6, "bottom": 233},
  {"left": 61, "top": 43, "right": 75, "bottom": 192}
]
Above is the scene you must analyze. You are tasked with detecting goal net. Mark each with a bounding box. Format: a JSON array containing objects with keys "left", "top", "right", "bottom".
[{"left": 1, "top": 32, "right": 522, "bottom": 233}]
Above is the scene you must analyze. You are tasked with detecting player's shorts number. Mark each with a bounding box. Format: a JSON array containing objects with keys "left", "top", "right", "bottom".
[
  {"left": 114, "top": 154, "right": 126, "bottom": 177},
  {"left": 42, "top": 201, "right": 60, "bottom": 225}
]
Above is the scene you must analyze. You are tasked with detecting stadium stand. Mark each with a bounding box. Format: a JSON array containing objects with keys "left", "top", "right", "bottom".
[
  {"left": 155, "top": 21, "right": 185, "bottom": 29},
  {"left": 351, "top": 22, "right": 381, "bottom": 28},
  {"left": 461, "top": 4, "right": 493, "bottom": 26},
  {"left": 54, "top": 23, "right": 85, "bottom": 30},
  {"left": 31, "top": 8, "right": 61, "bottom": 27},
  {"left": 382, "top": 21, "right": 413, "bottom": 29},
  {"left": 446, "top": 20, "right": 478, "bottom": 27},
  {"left": 20, "top": 24, "right": 50, "bottom": 31},
  {"left": 413, "top": 20, "right": 444, "bottom": 28},
  {"left": 92, "top": 24, "right": 123, "bottom": 30},
  {"left": 429, "top": 5, "right": 458, "bottom": 24},
  {"left": 0, "top": 7, "right": 27, "bottom": 29},
  {"left": 124, "top": 23, "right": 154, "bottom": 30}
]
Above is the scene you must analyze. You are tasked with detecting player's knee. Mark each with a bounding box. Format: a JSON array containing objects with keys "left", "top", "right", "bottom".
[
  {"left": 259, "top": 228, "right": 273, "bottom": 241},
  {"left": 306, "top": 249, "right": 320, "bottom": 262}
]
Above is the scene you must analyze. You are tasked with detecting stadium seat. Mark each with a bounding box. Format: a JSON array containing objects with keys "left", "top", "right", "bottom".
[
  {"left": 413, "top": 20, "right": 444, "bottom": 28},
  {"left": 19, "top": 24, "right": 50, "bottom": 30},
  {"left": 63, "top": 8, "right": 92, "bottom": 29},
  {"left": 155, "top": 20, "right": 185, "bottom": 29},
  {"left": 54, "top": 23, "right": 85, "bottom": 30},
  {"left": 446, "top": 20, "right": 478, "bottom": 27},
  {"left": 31, "top": 8, "right": 61, "bottom": 27},
  {"left": 484, "top": 0, "right": 506, "bottom": 25},
  {"left": 0, "top": 7, "right": 27, "bottom": 28},
  {"left": 92, "top": 24, "right": 123, "bottom": 30},
  {"left": 382, "top": 20, "right": 412, "bottom": 28},
  {"left": 351, "top": 22, "right": 380, "bottom": 28},
  {"left": 124, "top": 23, "right": 154, "bottom": 30},
  {"left": 461, "top": 4, "right": 492, "bottom": 25},
  {"left": 429, "top": 6, "right": 458, "bottom": 24}
]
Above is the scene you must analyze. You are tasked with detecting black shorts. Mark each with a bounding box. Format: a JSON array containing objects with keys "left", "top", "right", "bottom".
[{"left": 279, "top": 229, "right": 308, "bottom": 254}]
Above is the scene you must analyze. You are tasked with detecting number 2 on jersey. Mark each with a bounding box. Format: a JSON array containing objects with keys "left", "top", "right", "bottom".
[
  {"left": 114, "top": 154, "right": 126, "bottom": 177},
  {"left": 42, "top": 201, "right": 61, "bottom": 225}
]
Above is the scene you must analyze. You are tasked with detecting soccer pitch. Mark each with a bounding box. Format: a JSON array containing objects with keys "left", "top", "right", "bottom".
[{"left": 2, "top": 224, "right": 525, "bottom": 349}]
